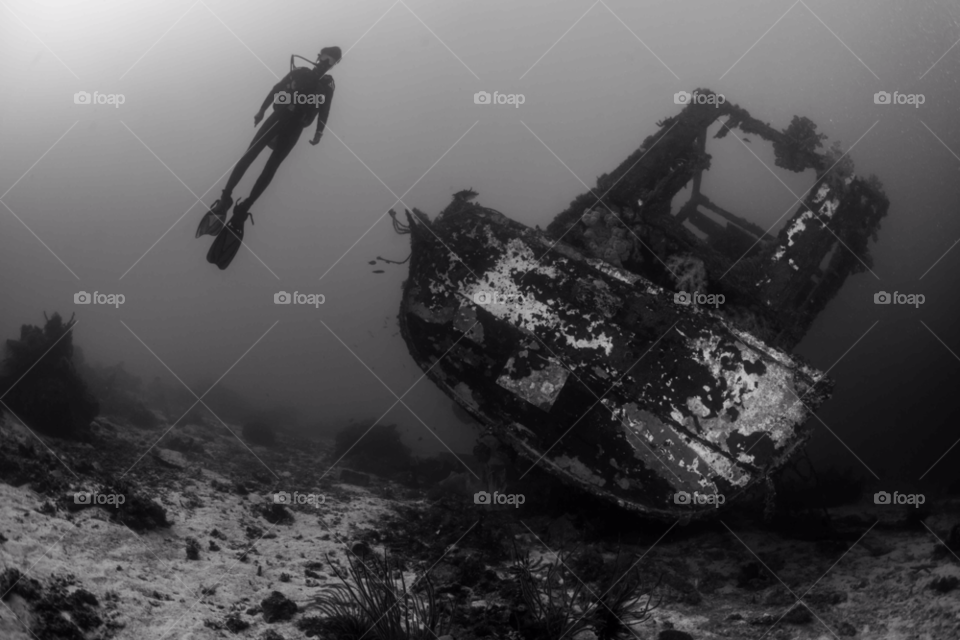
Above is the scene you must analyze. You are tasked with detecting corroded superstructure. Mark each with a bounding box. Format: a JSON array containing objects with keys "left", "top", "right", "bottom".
[{"left": 549, "top": 90, "right": 888, "bottom": 350}]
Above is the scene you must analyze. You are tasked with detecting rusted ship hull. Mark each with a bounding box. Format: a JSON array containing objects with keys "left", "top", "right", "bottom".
[{"left": 399, "top": 202, "right": 833, "bottom": 518}]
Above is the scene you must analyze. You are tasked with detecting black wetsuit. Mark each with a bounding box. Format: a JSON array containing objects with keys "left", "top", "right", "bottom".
[{"left": 222, "top": 68, "right": 335, "bottom": 208}]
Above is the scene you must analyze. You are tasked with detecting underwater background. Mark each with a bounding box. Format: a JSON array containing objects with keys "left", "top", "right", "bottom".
[{"left": 1, "top": 0, "right": 959, "bottom": 490}]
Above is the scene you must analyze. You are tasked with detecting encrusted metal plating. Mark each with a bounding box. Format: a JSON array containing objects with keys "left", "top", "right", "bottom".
[{"left": 399, "top": 200, "right": 834, "bottom": 519}]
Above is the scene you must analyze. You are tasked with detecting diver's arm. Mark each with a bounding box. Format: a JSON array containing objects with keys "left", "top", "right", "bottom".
[{"left": 309, "top": 82, "right": 334, "bottom": 145}]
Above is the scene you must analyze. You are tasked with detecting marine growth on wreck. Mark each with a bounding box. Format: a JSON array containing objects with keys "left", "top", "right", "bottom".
[{"left": 396, "top": 93, "right": 887, "bottom": 518}]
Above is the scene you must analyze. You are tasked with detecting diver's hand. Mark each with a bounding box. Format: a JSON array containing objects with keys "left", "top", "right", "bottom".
[
  {"left": 309, "top": 134, "right": 322, "bottom": 146},
  {"left": 254, "top": 111, "right": 264, "bottom": 126}
]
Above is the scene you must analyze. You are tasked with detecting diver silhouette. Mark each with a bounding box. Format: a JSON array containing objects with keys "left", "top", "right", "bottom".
[{"left": 199, "top": 46, "right": 341, "bottom": 269}]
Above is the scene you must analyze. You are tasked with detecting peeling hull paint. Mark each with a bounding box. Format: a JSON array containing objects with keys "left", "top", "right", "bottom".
[{"left": 398, "top": 202, "right": 833, "bottom": 519}]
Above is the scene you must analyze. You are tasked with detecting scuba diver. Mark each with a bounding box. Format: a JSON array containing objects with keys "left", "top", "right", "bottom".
[{"left": 198, "top": 46, "right": 341, "bottom": 269}]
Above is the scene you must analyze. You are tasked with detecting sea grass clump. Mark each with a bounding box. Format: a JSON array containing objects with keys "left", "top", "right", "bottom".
[{"left": 306, "top": 549, "right": 447, "bottom": 639}]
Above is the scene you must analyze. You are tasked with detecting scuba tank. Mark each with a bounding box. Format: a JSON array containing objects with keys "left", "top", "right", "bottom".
[{"left": 266, "top": 53, "right": 326, "bottom": 148}]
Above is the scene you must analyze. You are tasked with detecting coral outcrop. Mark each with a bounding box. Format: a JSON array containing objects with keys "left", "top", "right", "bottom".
[{"left": 1, "top": 312, "right": 99, "bottom": 438}]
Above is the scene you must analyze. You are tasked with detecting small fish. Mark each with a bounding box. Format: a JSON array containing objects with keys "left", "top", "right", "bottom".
[
  {"left": 372, "top": 269, "right": 385, "bottom": 274},
  {"left": 368, "top": 260, "right": 377, "bottom": 265},
  {"left": 742, "top": 137, "right": 752, "bottom": 143}
]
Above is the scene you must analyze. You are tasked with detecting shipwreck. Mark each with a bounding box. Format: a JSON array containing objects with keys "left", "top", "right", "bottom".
[{"left": 396, "top": 90, "right": 889, "bottom": 518}]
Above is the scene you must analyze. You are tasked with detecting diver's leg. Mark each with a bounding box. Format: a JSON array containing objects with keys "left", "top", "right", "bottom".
[
  {"left": 240, "top": 126, "right": 301, "bottom": 208},
  {"left": 222, "top": 114, "right": 282, "bottom": 197},
  {"left": 200, "top": 115, "right": 286, "bottom": 236}
]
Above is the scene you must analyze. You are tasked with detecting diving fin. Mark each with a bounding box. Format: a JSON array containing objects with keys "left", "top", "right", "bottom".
[
  {"left": 196, "top": 211, "right": 225, "bottom": 238},
  {"left": 195, "top": 195, "right": 233, "bottom": 238},
  {"left": 206, "top": 201, "right": 253, "bottom": 270}
]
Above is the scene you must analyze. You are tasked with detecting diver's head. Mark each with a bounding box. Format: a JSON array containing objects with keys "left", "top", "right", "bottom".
[{"left": 316, "top": 46, "right": 342, "bottom": 73}]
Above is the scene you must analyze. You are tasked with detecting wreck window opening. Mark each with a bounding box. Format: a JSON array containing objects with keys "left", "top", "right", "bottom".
[
  {"left": 672, "top": 187, "right": 759, "bottom": 237},
  {"left": 681, "top": 218, "right": 709, "bottom": 240},
  {"left": 670, "top": 182, "right": 693, "bottom": 216},
  {"left": 671, "top": 119, "right": 820, "bottom": 244}
]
